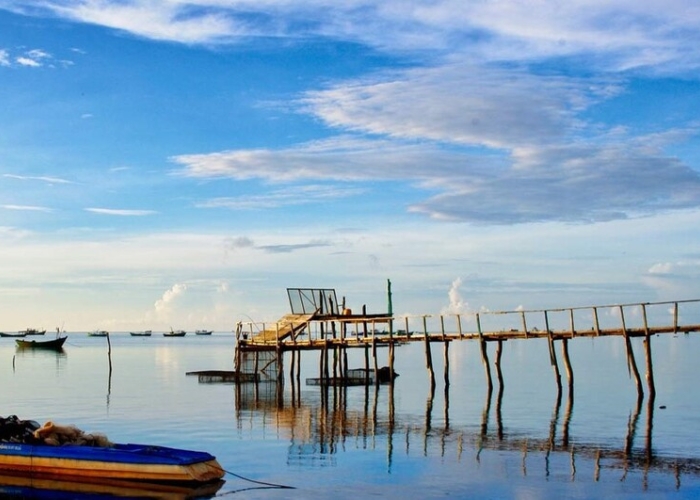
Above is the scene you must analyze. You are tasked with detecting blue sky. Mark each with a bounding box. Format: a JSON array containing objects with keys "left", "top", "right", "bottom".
[{"left": 1, "top": 1, "right": 699, "bottom": 332}]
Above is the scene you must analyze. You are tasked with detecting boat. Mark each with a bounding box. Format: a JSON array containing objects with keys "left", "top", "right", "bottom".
[
  {"left": 19, "top": 328, "right": 46, "bottom": 336},
  {"left": 0, "top": 417, "right": 225, "bottom": 485},
  {"left": 87, "top": 330, "right": 108, "bottom": 337},
  {"left": 0, "top": 332, "right": 27, "bottom": 338},
  {"left": 0, "top": 442, "right": 224, "bottom": 484},
  {"left": 15, "top": 336, "right": 67, "bottom": 350},
  {"left": 130, "top": 330, "right": 153, "bottom": 337},
  {"left": 164, "top": 329, "right": 186, "bottom": 337},
  {"left": 195, "top": 330, "right": 213, "bottom": 335},
  {"left": 0, "top": 418, "right": 224, "bottom": 485}
]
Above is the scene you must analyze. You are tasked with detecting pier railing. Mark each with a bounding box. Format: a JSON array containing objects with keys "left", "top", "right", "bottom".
[
  {"left": 238, "top": 298, "right": 700, "bottom": 345},
  {"left": 235, "top": 298, "right": 700, "bottom": 399}
]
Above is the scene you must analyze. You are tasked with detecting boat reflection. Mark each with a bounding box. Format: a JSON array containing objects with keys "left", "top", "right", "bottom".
[
  {"left": 228, "top": 377, "right": 700, "bottom": 489},
  {"left": 0, "top": 473, "right": 224, "bottom": 499}
]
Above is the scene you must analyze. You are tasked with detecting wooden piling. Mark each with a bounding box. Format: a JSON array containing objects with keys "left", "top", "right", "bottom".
[
  {"left": 561, "top": 338, "right": 574, "bottom": 396},
  {"left": 422, "top": 315, "right": 436, "bottom": 389},
  {"left": 641, "top": 304, "right": 656, "bottom": 400},
  {"left": 619, "top": 306, "right": 644, "bottom": 399},
  {"left": 494, "top": 339, "right": 504, "bottom": 391},
  {"left": 544, "top": 311, "right": 562, "bottom": 394},
  {"left": 476, "top": 313, "right": 493, "bottom": 393},
  {"left": 443, "top": 339, "right": 450, "bottom": 388}
]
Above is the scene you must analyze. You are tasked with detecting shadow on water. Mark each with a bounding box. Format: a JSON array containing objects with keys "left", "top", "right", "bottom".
[
  {"left": 0, "top": 474, "right": 225, "bottom": 499},
  {"left": 225, "top": 375, "right": 698, "bottom": 492}
]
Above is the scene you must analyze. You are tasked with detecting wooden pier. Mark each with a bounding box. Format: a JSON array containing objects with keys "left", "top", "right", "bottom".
[{"left": 234, "top": 287, "right": 700, "bottom": 400}]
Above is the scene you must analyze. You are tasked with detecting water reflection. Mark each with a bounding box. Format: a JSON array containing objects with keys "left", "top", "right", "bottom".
[
  {"left": 0, "top": 474, "right": 224, "bottom": 499},
  {"left": 12, "top": 348, "right": 66, "bottom": 374},
  {"left": 229, "top": 377, "right": 700, "bottom": 489}
]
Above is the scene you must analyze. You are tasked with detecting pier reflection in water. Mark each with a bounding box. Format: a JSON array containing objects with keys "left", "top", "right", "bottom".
[{"left": 225, "top": 372, "right": 696, "bottom": 492}]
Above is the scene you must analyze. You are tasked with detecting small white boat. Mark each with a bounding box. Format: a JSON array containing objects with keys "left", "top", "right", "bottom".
[
  {"left": 195, "top": 330, "right": 213, "bottom": 335},
  {"left": 87, "top": 330, "right": 108, "bottom": 337}
]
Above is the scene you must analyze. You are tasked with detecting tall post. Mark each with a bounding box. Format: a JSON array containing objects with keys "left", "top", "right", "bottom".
[
  {"left": 476, "top": 313, "right": 492, "bottom": 393},
  {"left": 619, "top": 305, "right": 644, "bottom": 400},
  {"left": 641, "top": 304, "right": 656, "bottom": 400},
  {"left": 423, "top": 315, "right": 435, "bottom": 390},
  {"left": 544, "top": 311, "right": 562, "bottom": 394}
]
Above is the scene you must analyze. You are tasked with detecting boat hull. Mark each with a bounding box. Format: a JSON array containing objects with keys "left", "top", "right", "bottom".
[
  {"left": 15, "top": 337, "right": 67, "bottom": 350},
  {"left": 0, "top": 442, "right": 224, "bottom": 484}
]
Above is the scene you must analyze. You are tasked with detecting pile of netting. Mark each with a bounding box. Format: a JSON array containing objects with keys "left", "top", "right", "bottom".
[{"left": 0, "top": 415, "right": 112, "bottom": 447}]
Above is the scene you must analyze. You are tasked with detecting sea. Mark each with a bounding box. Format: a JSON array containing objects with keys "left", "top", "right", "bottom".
[{"left": 1, "top": 331, "right": 700, "bottom": 499}]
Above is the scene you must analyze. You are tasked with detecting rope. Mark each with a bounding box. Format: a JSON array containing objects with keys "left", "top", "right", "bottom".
[{"left": 213, "top": 464, "right": 295, "bottom": 495}]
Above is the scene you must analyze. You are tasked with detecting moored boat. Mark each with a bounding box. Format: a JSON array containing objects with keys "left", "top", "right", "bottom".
[
  {"left": 130, "top": 330, "right": 153, "bottom": 337},
  {"left": 20, "top": 328, "right": 46, "bottom": 336},
  {"left": 87, "top": 330, "right": 108, "bottom": 337},
  {"left": 164, "top": 329, "right": 186, "bottom": 337},
  {"left": 0, "top": 416, "right": 225, "bottom": 485},
  {"left": 195, "top": 330, "right": 213, "bottom": 335},
  {"left": 0, "top": 442, "right": 224, "bottom": 484},
  {"left": 15, "top": 336, "right": 67, "bottom": 350},
  {"left": 0, "top": 332, "right": 27, "bottom": 338}
]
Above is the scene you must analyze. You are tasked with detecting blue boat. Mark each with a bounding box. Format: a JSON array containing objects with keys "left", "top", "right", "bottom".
[{"left": 0, "top": 441, "right": 224, "bottom": 484}]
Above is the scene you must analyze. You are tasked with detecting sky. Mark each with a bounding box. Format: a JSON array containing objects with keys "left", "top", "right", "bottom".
[{"left": 1, "top": 1, "right": 700, "bottom": 333}]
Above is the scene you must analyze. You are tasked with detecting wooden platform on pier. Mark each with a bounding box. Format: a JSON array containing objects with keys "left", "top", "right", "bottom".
[{"left": 246, "top": 313, "right": 316, "bottom": 344}]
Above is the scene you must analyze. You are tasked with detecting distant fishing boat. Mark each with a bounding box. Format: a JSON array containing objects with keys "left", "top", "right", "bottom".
[
  {"left": 130, "top": 330, "right": 152, "bottom": 337},
  {"left": 164, "top": 329, "right": 186, "bottom": 337},
  {"left": 0, "top": 332, "right": 27, "bottom": 338},
  {"left": 87, "top": 330, "right": 108, "bottom": 337},
  {"left": 195, "top": 330, "right": 213, "bottom": 335},
  {"left": 19, "top": 328, "right": 46, "bottom": 336}
]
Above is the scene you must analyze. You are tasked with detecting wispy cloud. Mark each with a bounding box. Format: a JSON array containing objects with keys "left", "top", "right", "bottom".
[
  {"left": 85, "top": 208, "right": 157, "bottom": 216},
  {"left": 3, "top": 174, "right": 73, "bottom": 184},
  {"left": 197, "top": 184, "right": 367, "bottom": 209},
  {"left": 1, "top": 204, "right": 52, "bottom": 212},
  {"left": 257, "top": 240, "right": 333, "bottom": 253},
  {"left": 4, "top": 1, "right": 700, "bottom": 73},
  {"left": 0, "top": 49, "right": 9, "bottom": 66}
]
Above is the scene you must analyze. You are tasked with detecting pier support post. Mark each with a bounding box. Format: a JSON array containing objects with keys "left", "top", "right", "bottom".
[
  {"left": 544, "top": 311, "right": 562, "bottom": 394},
  {"left": 423, "top": 315, "right": 435, "bottom": 390},
  {"left": 494, "top": 339, "right": 504, "bottom": 392},
  {"left": 561, "top": 338, "right": 574, "bottom": 397},
  {"left": 619, "top": 306, "right": 644, "bottom": 400},
  {"left": 476, "top": 313, "right": 493, "bottom": 393},
  {"left": 641, "top": 304, "right": 657, "bottom": 401}
]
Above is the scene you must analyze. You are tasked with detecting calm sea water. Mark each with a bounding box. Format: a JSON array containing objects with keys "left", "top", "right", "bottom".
[{"left": 1, "top": 331, "right": 700, "bottom": 499}]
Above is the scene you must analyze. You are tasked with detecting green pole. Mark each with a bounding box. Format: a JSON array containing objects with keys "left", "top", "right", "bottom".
[{"left": 387, "top": 279, "right": 393, "bottom": 315}]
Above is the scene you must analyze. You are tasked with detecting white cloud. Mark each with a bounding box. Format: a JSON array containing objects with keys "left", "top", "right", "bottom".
[
  {"left": 15, "top": 56, "right": 41, "bottom": 67},
  {"left": 4, "top": 173, "right": 73, "bottom": 184},
  {"left": 154, "top": 283, "right": 188, "bottom": 315},
  {"left": 85, "top": 208, "right": 157, "bottom": 216},
  {"left": 302, "top": 65, "right": 610, "bottom": 149},
  {"left": 5, "top": 1, "right": 700, "bottom": 73},
  {"left": 2, "top": 204, "right": 52, "bottom": 212},
  {"left": 441, "top": 277, "right": 470, "bottom": 315},
  {"left": 0, "top": 49, "right": 9, "bottom": 66},
  {"left": 649, "top": 262, "right": 675, "bottom": 274}
]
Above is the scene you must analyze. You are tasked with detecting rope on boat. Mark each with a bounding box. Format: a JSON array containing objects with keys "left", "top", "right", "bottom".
[{"left": 213, "top": 464, "right": 295, "bottom": 494}]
